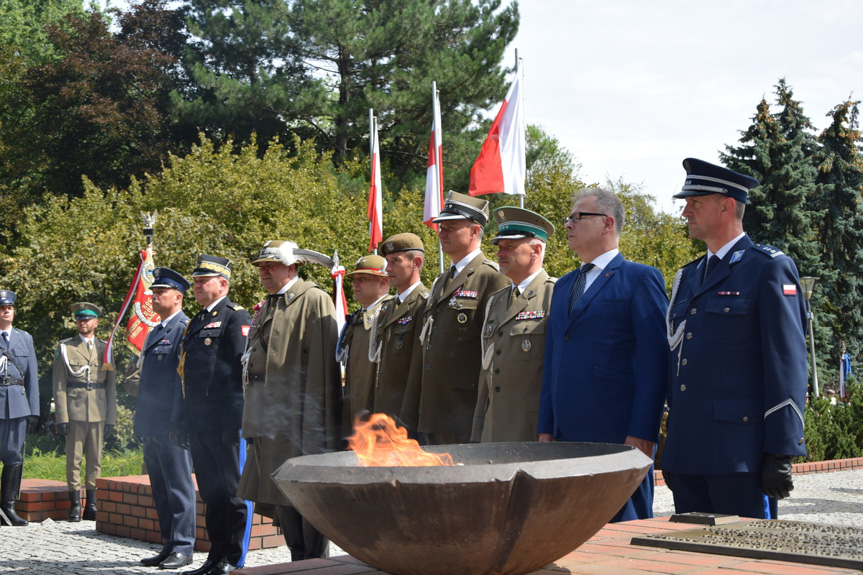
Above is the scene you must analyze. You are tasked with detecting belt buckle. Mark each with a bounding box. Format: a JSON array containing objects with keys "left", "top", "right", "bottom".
[{"left": 86, "top": 382, "right": 95, "bottom": 391}]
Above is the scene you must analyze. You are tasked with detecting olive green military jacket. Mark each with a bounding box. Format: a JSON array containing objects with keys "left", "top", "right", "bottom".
[
  {"left": 411, "top": 252, "right": 510, "bottom": 436},
  {"left": 53, "top": 336, "right": 117, "bottom": 425},
  {"left": 340, "top": 295, "right": 392, "bottom": 433},
  {"left": 372, "top": 284, "right": 428, "bottom": 431},
  {"left": 238, "top": 279, "right": 342, "bottom": 508},
  {"left": 471, "top": 270, "right": 556, "bottom": 443}
]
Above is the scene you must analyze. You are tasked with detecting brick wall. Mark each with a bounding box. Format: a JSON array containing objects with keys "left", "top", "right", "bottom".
[{"left": 15, "top": 475, "right": 281, "bottom": 552}]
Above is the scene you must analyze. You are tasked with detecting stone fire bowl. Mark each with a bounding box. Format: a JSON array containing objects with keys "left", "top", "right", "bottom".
[{"left": 272, "top": 442, "right": 651, "bottom": 575}]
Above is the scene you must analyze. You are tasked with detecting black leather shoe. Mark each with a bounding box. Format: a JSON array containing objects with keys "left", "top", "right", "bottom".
[
  {"left": 205, "top": 561, "right": 235, "bottom": 575},
  {"left": 181, "top": 559, "right": 218, "bottom": 575},
  {"left": 141, "top": 547, "right": 173, "bottom": 567},
  {"left": 159, "top": 552, "right": 193, "bottom": 570}
]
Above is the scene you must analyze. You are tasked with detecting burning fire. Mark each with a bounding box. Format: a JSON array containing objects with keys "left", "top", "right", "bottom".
[{"left": 348, "top": 413, "right": 454, "bottom": 467}]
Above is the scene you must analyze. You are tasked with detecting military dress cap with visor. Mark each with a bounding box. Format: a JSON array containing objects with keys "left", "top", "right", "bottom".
[
  {"left": 71, "top": 302, "right": 101, "bottom": 319},
  {"left": 251, "top": 240, "right": 336, "bottom": 269},
  {"left": 0, "top": 290, "right": 16, "bottom": 306},
  {"left": 150, "top": 267, "right": 191, "bottom": 293},
  {"left": 346, "top": 255, "right": 387, "bottom": 278},
  {"left": 191, "top": 254, "right": 232, "bottom": 280},
  {"left": 380, "top": 233, "right": 424, "bottom": 256},
  {"left": 490, "top": 207, "right": 556, "bottom": 245},
  {"left": 674, "top": 158, "right": 760, "bottom": 204},
  {"left": 432, "top": 190, "right": 490, "bottom": 227}
]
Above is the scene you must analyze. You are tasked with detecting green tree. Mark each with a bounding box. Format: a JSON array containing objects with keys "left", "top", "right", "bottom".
[
  {"left": 0, "top": 0, "right": 85, "bottom": 64},
  {"left": 813, "top": 99, "right": 863, "bottom": 361}
]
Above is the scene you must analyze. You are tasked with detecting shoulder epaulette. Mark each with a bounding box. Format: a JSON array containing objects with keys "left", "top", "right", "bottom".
[
  {"left": 482, "top": 259, "right": 500, "bottom": 271},
  {"left": 60, "top": 337, "right": 74, "bottom": 344},
  {"left": 227, "top": 302, "right": 245, "bottom": 310},
  {"left": 548, "top": 276, "right": 558, "bottom": 284},
  {"left": 681, "top": 256, "right": 704, "bottom": 270},
  {"left": 752, "top": 244, "right": 785, "bottom": 258}
]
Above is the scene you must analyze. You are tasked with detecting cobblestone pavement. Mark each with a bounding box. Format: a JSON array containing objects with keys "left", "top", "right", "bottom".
[{"left": 1, "top": 470, "right": 861, "bottom": 574}]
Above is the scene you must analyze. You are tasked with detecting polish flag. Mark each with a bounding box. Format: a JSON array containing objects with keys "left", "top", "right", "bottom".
[
  {"left": 469, "top": 66, "right": 525, "bottom": 196},
  {"left": 423, "top": 82, "right": 444, "bottom": 230},
  {"left": 331, "top": 254, "right": 349, "bottom": 335},
  {"left": 367, "top": 111, "right": 383, "bottom": 251}
]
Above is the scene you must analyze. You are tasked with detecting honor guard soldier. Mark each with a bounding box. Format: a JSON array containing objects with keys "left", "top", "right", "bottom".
[
  {"left": 238, "top": 241, "right": 341, "bottom": 562},
  {"left": 0, "top": 290, "right": 38, "bottom": 527},
  {"left": 135, "top": 268, "right": 196, "bottom": 570},
  {"left": 176, "top": 255, "right": 251, "bottom": 575},
  {"left": 339, "top": 255, "right": 392, "bottom": 432},
  {"left": 371, "top": 233, "right": 428, "bottom": 432},
  {"left": 53, "top": 302, "right": 117, "bottom": 523},
  {"left": 407, "top": 191, "right": 510, "bottom": 445},
  {"left": 472, "top": 208, "right": 556, "bottom": 443},
  {"left": 539, "top": 188, "right": 668, "bottom": 522},
  {"left": 663, "top": 158, "right": 808, "bottom": 519}
]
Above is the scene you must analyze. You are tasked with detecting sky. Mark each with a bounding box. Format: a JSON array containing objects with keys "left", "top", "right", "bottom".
[{"left": 512, "top": 0, "right": 863, "bottom": 214}]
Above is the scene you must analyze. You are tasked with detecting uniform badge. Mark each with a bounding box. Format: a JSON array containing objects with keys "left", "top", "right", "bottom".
[
  {"left": 204, "top": 337, "right": 212, "bottom": 346},
  {"left": 485, "top": 323, "right": 495, "bottom": 337},
  {"left": 449, "top": 297, "right": 459, "bottom": 309},
  {"left": 212, "top": 310, "right": 218, "bottom": 317},
  {"left": 386, "top": 241, "right": 394, "bottom": 252},
  {"left": 515, "top": 310, "right": 546, "bottom": 320},
  {"left": 241, "top": 325, "right": 250, "bottom": 337},
  {"left": 730, "top": 250, "right": 744, "bottom": 263},
  {"left": 457, "top": 313, "right": 468, "bottom": 324},
  {"left": 522, "top": 339, "right": 532, "bottom": 352},
  {"left": 204, "top": 321, "right": 222, "bottom": 329},
  {"left": 783, "top": 284, "right": 797, "bottom": 296},
  {"left": 397, "top": 316, "right": 412, "bottom": 325}
]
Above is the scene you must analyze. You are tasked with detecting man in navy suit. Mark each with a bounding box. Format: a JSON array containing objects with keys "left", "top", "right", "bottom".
[
  {"left": 662, "top": 158, "right": 808, "bottom": 519},
  {"left": 135, "top": 268, "right": 195, "bottom": 570},
  {"left": 538, "top": 189, "right": 668, "bottom": 522},
  {"left": 0, "top": 290, "right": 38, "bottom": 527}
]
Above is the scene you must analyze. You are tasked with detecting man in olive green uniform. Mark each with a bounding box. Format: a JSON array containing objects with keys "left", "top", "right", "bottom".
[
  {"left": 407, "top": 191, "right": 510, "bottom": 445},
  {"left": 372, "top": 234, "right": 428, "bottom": 432},
  {"left": 238, "top": 240, "right": 342, "bottom": 562},
  {"left": 338, "top": 255, "right": 392, "bottom": 432},
  {"left": 471, "top": 208, "right": 556, "bottom": 443},
  {"left": 53, "top": 302, "right": 117, "bottom": 522}
]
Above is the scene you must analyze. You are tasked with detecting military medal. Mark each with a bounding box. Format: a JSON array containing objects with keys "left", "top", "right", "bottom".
[
  {"left": 204, "top": 337, "right": 212, "bottom": 346},
  {"left": 449, "top": 297, "right": 458, "bottom": 308},
  {"left": 457, "top": 313, "right": 467, "bottom": 324},
  {"left": 522, "top": 339, "right": 532, "bottom": 352},
  {"left": 485, "top": 323, "right": 495, "bottom": 337}
]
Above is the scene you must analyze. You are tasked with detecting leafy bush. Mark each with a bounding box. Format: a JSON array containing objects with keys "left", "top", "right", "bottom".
[{"left": 797, "top": 379, "right": 863, "bottom": 462}]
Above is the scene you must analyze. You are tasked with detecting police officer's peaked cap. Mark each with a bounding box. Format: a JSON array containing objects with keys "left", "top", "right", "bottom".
[
  {"left": 381, "top": 233, "right": 424, "bottom": 255},
  {"left": 432, "top": 191, "right": 490, "bottom": 227},
  {"left": 191, "top": 254, "right": 232, "bottom": 280},
  {"left": 491, "top": 207, "right": 555, "bottom": 245},
  {"left": 0, "top": 290, "right": 17, "bottom": 306},
  {"left": 674, "top": 158, "right": 760, "bottom": 204},
  {"left": 346, "top": 255, "right": 388, "bottom": 278},
  {"left": 151, "top": 267, "right": 191, "bottom": 293},
  {"left": 71, "top": 302, "right": 101, "bottom": 319}
]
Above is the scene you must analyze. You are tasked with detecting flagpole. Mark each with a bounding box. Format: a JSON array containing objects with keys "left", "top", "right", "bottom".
[
  {"left": 517, "top": 55, "right": 524, "bottom": 208},
  {"left": 434, "top": 82, "right": 444, "bottom": 275},
  {"left": 370, "top": 108, "right": 377, "bottom": 255}
]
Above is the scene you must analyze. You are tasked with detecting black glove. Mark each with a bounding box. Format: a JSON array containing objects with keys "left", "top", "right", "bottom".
[
  {"left": 57, "top": 422, "right": 69, "bottom": 436},
  {"left": 104, "top": 424, "right": 114, "bottom": 435},
  {"left": 169, "top": 429, "right": 190, "bottom": 450},
  {"left": 27, "top": 416, "right": 39, "bottom": 433},
  {"left": 245, "top": 437, "right": 255, "bottom": 447},
  {"left": 222, "top": 429, "right": 240, "bottom": 446},
  {"left": 761, "top": 453, "right": 793, "bottom": 499}
]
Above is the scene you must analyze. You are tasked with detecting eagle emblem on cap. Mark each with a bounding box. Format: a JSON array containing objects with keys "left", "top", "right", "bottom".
[
  {"left": 386, "top": 241, "right": 394, "bottom": 251},
  {"left": 497, "top": 210, "right": 505, "bottom": 219}
]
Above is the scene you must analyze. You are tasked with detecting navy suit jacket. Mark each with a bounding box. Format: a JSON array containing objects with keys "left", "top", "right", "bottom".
[
  {"left": 0, "top": 327, "right": 39, "bottom": 420},
  {"left": 134, "top": 312, "right": 189, "bottom": 437},
  {"left": 539, "top": 253, "right": 668, "bottom": 444},
  {"left": 662, "top": 235, "right": 808, "bottom": 474}
]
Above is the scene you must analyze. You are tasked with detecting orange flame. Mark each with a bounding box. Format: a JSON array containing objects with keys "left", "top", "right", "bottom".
[{"left": 348, "top": 413, "right": 454, "bottom": 467}]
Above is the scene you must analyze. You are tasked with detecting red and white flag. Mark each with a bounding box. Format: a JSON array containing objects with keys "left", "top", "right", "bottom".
[
  {"left": 331, "top": 254, "right": 349, "bottom": 335},
  {"left": 105, "top": 246, "right": 160, "bottom": 367},
  {"left": 423, "top": 82, "right": 444, "bottom": 230},
  {"left": 469, "top": 65, "right": 525, "bottom": 196},
  {"left": 367, "top": 110, "right": 383, "bottom": 251}
]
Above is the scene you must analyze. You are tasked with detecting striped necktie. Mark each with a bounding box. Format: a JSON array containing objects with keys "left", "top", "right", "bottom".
[{"left": 568, "top": 263, "right": 595, "bottom": 315}]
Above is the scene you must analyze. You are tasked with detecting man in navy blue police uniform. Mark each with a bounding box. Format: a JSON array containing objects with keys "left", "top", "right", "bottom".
[
  {"left": 135, "top": 268, "right": 195, "bottom": 570},
  {"left": 0, "top": 290, "right": 38, "bottom": 527},
  {"left": 175, "top": 256, "right": 252, "bottom": 575},
  {"left": 539, "top": 189, "right": 668, "bottom": 522},
  {"left": 663, "top": 158, "right": 808, "bottom": 519}
]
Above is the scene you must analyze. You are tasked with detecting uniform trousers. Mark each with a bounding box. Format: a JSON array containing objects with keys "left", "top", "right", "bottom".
[
  {"left": 664, "top": 471, "right": 770, "bottom": 519},
  {"left": 143, "top": 435, "right": 196, "bottom": 556},
  {"left": 0, "top": 418, "right": 26, "bottom": 465},
  {"left": 275, "top": 504, "right": 327, "bottom": 561},
  {"left": 66, "top": 421, "right": 104, "bottom": 490},
  {"left": 189, "top": 433, "right": 247, "bottom": 566}
]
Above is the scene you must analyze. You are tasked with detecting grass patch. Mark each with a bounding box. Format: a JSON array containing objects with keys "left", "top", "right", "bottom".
[{"left": 23, "top": 447, "right": 144, "bottom": 482}]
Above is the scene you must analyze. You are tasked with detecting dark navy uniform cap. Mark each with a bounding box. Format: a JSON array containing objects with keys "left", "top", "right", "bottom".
[
  {"left": 0, "top": 290, "right": 16, "bottom": 306},
  {"left": 191, "top": 254, "right": 232, "bottom": 280},
  {"left": 151, "top": 267, "right": 191, "bottom": 293},
  {"left": 674, "top": 158, "right": 760, "bottom": 204}
]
